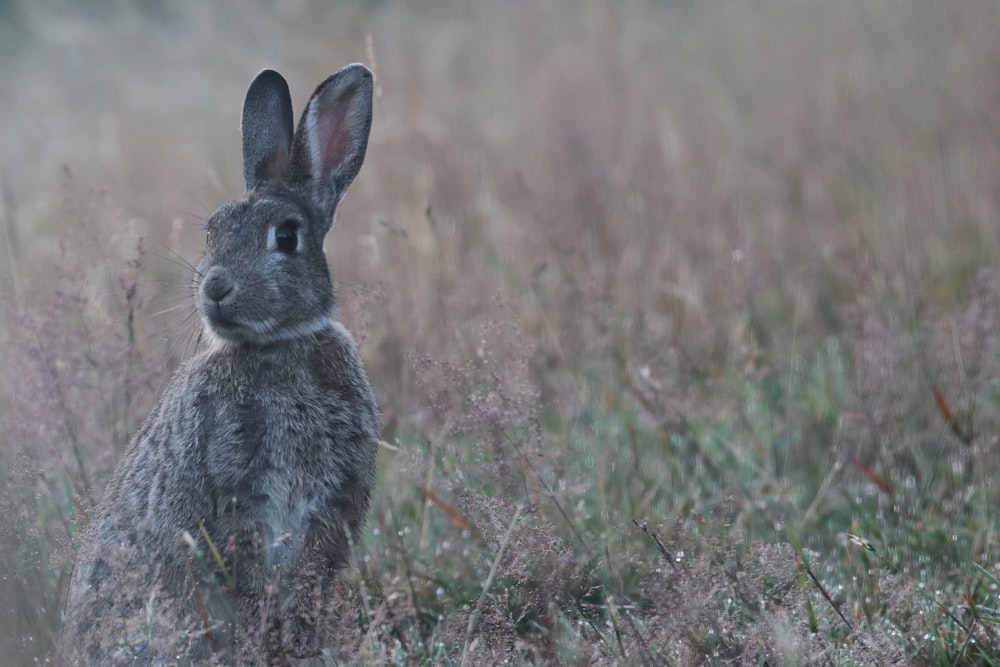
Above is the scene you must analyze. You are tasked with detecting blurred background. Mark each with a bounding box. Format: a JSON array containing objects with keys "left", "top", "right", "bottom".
[{"left": 2, "top": 1, "right": 1000, "bottom": 663}]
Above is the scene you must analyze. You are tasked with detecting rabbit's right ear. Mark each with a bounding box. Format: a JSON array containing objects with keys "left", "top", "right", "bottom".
[
  {"left": 241, "top": 69, "right": 295, "bottom": 191},
  {"left": 288, "top": 64, "right": 373, "bottom": 234}
]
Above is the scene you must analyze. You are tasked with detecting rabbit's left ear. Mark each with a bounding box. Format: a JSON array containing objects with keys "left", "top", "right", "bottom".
[
  {"left": 289, "top": 64, "right": 373, "bottom": 233},
  {"left": 241, "top": 69, "right": 295, "bottom": 190}
]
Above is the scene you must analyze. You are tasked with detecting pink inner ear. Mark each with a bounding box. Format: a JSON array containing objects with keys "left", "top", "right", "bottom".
[
  {"left": 265, "top": 142, "right": 291, "bottom": 182},
  {"left": 312, "top": 98, "right": 351, "bottom": 179}
]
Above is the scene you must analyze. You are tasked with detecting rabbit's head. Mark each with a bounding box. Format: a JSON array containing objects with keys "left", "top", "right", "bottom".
[{"left": 195, "top": 65, "right": 373, "bottom": 346}]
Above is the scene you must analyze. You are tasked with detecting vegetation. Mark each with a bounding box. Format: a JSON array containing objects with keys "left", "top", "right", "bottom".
[{"left": 2, "top": 1, "right": 999, "bottom": 664}]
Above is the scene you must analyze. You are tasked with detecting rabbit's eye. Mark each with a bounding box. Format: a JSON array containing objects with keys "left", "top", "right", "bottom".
[{"left": 273, "top": 220, "right": 299, "bottom": 253}]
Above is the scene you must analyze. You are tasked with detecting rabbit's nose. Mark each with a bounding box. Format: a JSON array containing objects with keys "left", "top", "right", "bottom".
[{"left": 202, "top": 267, "right": 235, "bottom": 303}]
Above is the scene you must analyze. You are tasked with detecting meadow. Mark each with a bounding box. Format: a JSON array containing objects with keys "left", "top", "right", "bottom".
[{"left": 2, "top": 1, "right": 1000, "bottom": 664}]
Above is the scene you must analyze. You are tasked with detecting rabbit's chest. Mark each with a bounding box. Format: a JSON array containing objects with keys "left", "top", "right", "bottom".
[
  {"left": 257, "top": 481, "right": 318, "bottom": 568},
  {"left": 202, "top": 384, "right": 345, "bottom": 567}
]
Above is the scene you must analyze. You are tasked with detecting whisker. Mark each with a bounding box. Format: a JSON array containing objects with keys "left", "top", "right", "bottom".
[
  {"left": 167, "top": 207, "right": 209, "bottom": 226},
  {"left": 334, "top": 279, "right": 382, "bottom": 298},
  {"left": 148, "top": 302, "right": 194, "bottom": 320},
  {"left": 169, "top": 179, "right": 212, "bottom": 217},
  {"left": 146, "top": 238, "right": 200, "bottom": 275}
]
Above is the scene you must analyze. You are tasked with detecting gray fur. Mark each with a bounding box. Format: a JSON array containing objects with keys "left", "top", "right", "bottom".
[
  {"left": 62, "top": 65, "right": 378, "bottom": 665},
  {"left": 241, "top": 69, "right": 294, "bottom": 190}
]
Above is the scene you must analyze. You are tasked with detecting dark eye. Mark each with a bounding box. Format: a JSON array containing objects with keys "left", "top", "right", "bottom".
[{"left": 274, "top": 220, "right": 299, "bottom": 253}]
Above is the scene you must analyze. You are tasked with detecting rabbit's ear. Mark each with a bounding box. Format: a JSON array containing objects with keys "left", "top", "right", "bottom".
[
  {"left": 289, "top": 64, "right": 373, "bottom": 233},
  {"left": 241, "top": 69, "right": 295, "bottom": 191}
]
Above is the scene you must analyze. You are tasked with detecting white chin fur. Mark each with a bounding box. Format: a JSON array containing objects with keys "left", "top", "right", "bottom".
[{"left": 204, "top": 312, "right": 334, "bottom": 348}]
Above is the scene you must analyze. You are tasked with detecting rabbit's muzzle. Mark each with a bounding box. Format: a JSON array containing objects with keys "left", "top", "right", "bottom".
[{"left": 200, "top": 265, "right": 244, "bottom": 335}]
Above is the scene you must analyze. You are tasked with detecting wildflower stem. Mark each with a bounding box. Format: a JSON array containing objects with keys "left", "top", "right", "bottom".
[{"left": 459, "top": 503, "right": 523, "bottom": 667}]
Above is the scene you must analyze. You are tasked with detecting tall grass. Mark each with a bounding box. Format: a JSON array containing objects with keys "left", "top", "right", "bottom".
[{"left": 2, "top": 1, "right": 1000, "bottom": 663}]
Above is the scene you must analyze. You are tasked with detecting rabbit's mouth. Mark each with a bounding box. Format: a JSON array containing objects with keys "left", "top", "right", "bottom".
[
  {"left": 203, "top": 303, "right": 334, "bottom": 346},
  {"left": 203, "top": 302, "right": 259, "bottom": 343}
]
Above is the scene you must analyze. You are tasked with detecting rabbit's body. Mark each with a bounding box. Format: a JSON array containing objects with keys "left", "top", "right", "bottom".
[{"left": 63, "top": 65, "right": 378, "bottom": 665}]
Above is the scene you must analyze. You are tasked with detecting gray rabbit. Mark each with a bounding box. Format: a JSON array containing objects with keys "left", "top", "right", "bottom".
[{"left": 62, "top": 64, "right": 379, "bottom": 665}]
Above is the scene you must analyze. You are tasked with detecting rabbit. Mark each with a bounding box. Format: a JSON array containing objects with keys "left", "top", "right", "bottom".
[{"left": 61, "top": 64, "right": 379, "bottom": 666}]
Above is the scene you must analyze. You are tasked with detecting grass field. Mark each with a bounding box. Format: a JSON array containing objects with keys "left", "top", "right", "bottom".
[{"left": 2, "top": 1, "right": 1000, "bottom": 664}]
